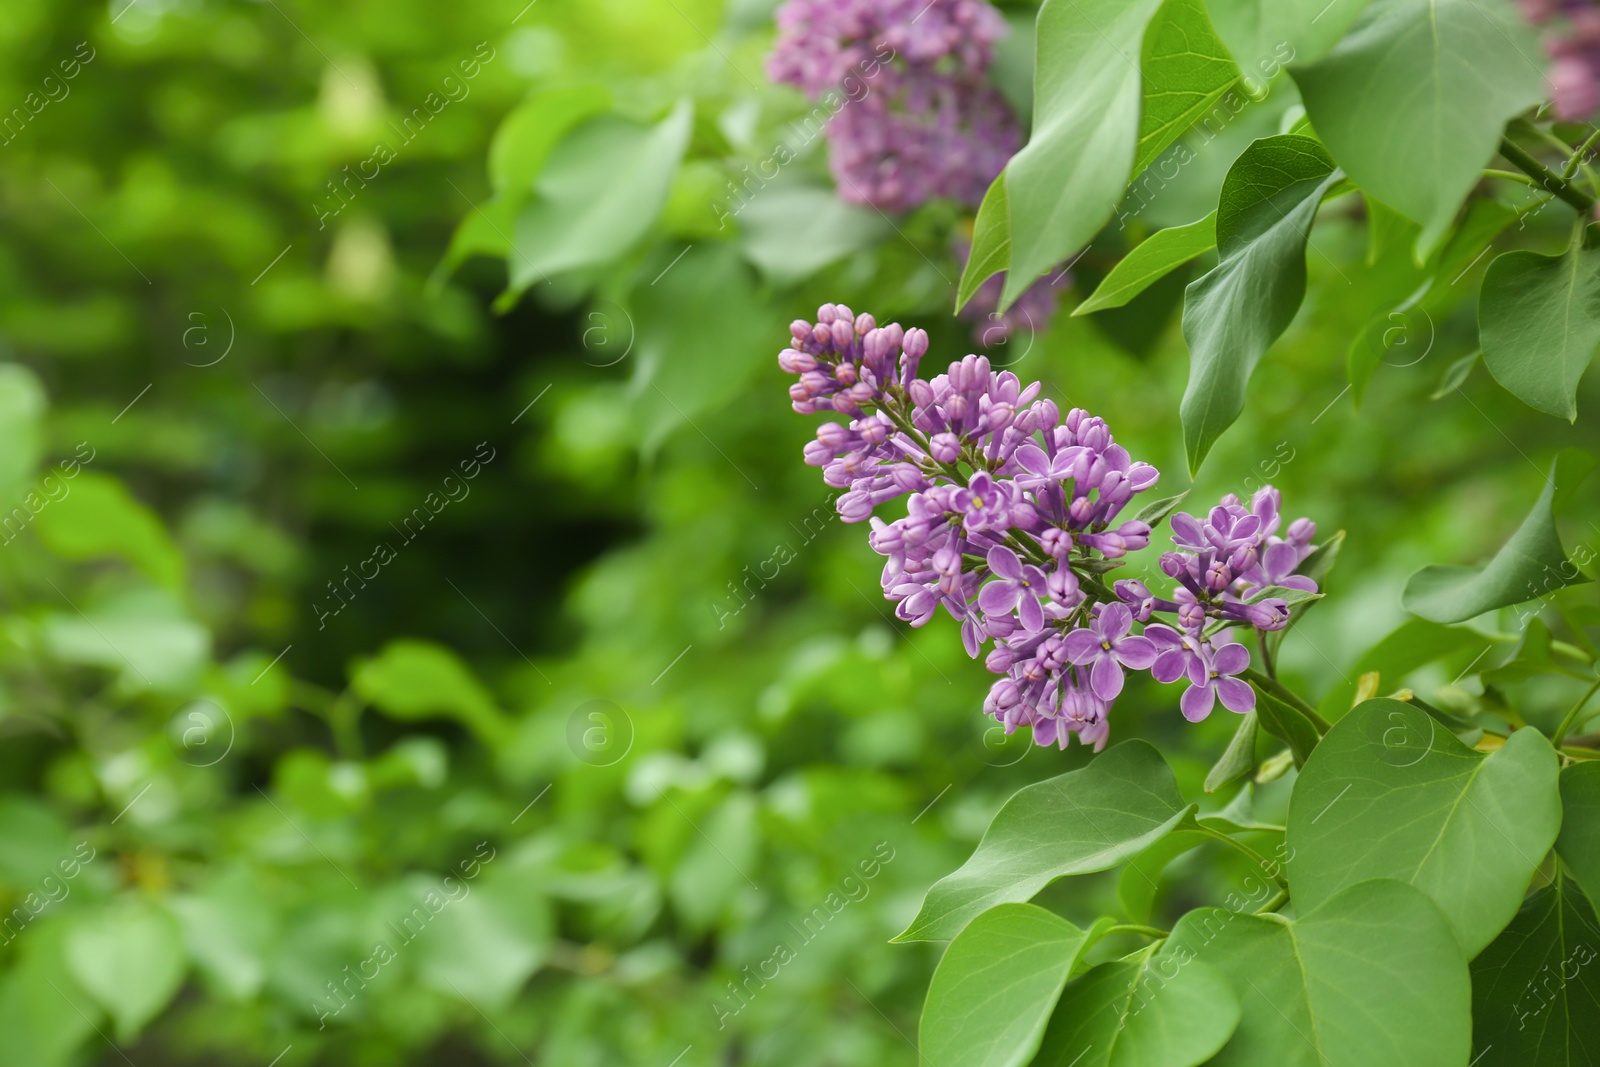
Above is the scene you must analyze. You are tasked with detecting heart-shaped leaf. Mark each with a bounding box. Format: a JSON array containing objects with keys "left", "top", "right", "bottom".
[{"left": 1480, "top": 226, "right": 1600, "bottom": 421}]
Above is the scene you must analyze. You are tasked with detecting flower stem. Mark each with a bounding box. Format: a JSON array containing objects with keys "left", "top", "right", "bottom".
[
  {"left": 1554, "top": 677, "right": 1600, "bottom": 747},
  {"left": 1254, "top": 887, "right": 1289, "bottom": 914},
  {"left": 1564, "top": 127, "right": 1600, "bottom": 180},
  {"left": 1499, "top": 137, "right": 1597, "bottom": 213}
]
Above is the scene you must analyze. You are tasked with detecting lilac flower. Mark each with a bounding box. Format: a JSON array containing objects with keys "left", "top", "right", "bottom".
[
  {"left": 1063, "top": 604, "right": 1157, "bottom": 701},
  {"left": 978, "top": 546, "right": 1049, "bottom": 631},
  {"left": 777, "top": 302, "right": 1322, "bottom": 752},
  {"left": 767, "top": 0, "right": 1019, "bottom": 211},
  {"left": 1178, "top": 639, "right": 1255, "bottom": 722}
]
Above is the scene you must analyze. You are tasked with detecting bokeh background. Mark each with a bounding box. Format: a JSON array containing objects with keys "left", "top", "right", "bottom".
[{"left": 0, "top": 1, "right": 1594, "bottom": 1064}]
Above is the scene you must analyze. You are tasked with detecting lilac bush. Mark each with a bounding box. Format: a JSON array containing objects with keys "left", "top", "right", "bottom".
[
  {"left": 767, "top": 0, "right": 1019, "bottom": 210},
  {"left": 780, "top": 304, "right": 1322, "bottom": 750}
]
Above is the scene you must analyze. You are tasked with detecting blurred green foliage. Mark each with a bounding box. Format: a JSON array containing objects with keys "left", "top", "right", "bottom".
[{"left": 0, "top": 0, "right": 1596, "bottom": 1065}]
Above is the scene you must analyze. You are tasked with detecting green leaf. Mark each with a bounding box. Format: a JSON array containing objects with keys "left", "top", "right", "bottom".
[
  {"left": 33, "top": 471, "right": 185, "bottom": 590},
  {"left": 958, "top": 173, "right": 1012, "bottom": 311},
  {"left": 1074, "top": 213, "right": 1216, "bottom": 316},
  {"left": 168, "top": 868, "right": 278, "bottom": 1002},
  {"left": 488, "top": 86, "right": 613, "bottom": 197},
  {"left": 1030, "top": 947, "right": 1241, "bottom": 1067},
  {"left": 1245, "top": 585, "right": 1323, "bottom": 608},
  {"left": 1118, "top": 823, "right": 1210, "bottom": 922},
  {"left": 630, "top": 243, "right": 775, "bottom": 453},
  {"left": 1470, "top": 871, "right": 1600, "bottom": 1066},
  {"left": 919, "top": 904, "right": 1102, "bottom": 1067},
  {"left": 1480, "top": 227, "right": 1600, "bottom": 420},
  {"left": 1132, "top": 490, "right": 1191, "bottom": 530},
  {"left": 1173, "top": 879, "right": 1470, "bottom": 1067},
  {"left": 1204, "top": 712, "right": 1259, "bottom": 793},
  {"left": 1252, "top": 689, "right": 1320, "bottom": 766},
  {"left": 894, "top": 741, "right": 1189, "bottom": 942},
  {"left": 1206, "top": 0, "right": 1370, "bottom": 81},
  {"left": 41, "top": 588, "right": 209, "bottom": 691},
  {"left": 1180, "top": 135, "right": 1341, "bottom": 473},
  {"left": 1288, "top": 699, "right": 1561, "bottom": 955},
  {"left": 1315, "top": 617, "right": 1495, "bottom": 722},
  {"left": 1132, "top": 0, "right": 1239, "bottom": 176},
  {"left": 1558, "top": 762, "right": 1600, "bottom": 904},
  {"left": 414, "top": 877, "right": 551, "bottom": 1010},
  {"left": 0, "top": 921, "right": 101, "bottom": 1067},
  {"left": 1432, "top": 350, "right": 1481, "bottom": 399},
  {"left": 351, "top": 639, "right": 507, "bottom": 744},
  {"left": 1290, "top": 0, "right": 1545, "bottom": 258},
  {"left": 65, "top": 899, "right": 188, "bottom": 1041},
  {"left": 993, "top": 0, "right": 1168, "bottom": 309},
  {"left": 0, "top": 363, "right": 46, "bottom": 506},
  {"left": 1403, "top": 449, "right": 1596, "bottom": 623},
  {"left": 736, "top": 186, "right": 889, "bottom": 287},
  {"left": 507, "top": 99, "right": 692, "bottom": 294}
]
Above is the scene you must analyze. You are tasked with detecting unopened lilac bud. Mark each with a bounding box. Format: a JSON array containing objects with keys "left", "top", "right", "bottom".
[
  {"left": 837, "top": 491, "right": 874, "bottom": 523},
  {"left": 855, "top": 312, "right": 876, "bottom": 335},
  {"left": 902, "top": 327, "right": 929, "bottom": 360},
  {"left": 830, "top": 319, "right": 854, "bottom": 350},
  {"left": 880, "top": 323, "right": 904, "bottom": 351},
  {"left": 802, "top": 440, "right": 833, "bottom": 466},
  {"left": 930, "top": 432, "right": 961, "bottom": 463},
  {"left": 789, "top": 382, "right": 812, "bottom": 404},
  {"left": 1047, "top": 565, "right": 1080, "bottom": 604},
  {"left": 834, "top": 304, "right": 854, "bottom": 324},
  {"left": 1039, "top": 527, "right": 1072, "bottom": 559},
  {"left": 1160, "top": 552, "right": 1187, "bottom": 579},
  {"left": 812, "top": 323, "right": 832, "bottom": 346},
  {"left": 1009, "top": 501, "right": 1039, "bottom": 528},
  {"left": 986, "top": 645, "right": 1017, "bottom": 672},
  {"left": 1288, "top": 517, "right": 1316, "bottom": 546},
  {"left": 778, "top": 348, "right": 816, "bottom": 373},
  {"left": 817, "top": 422, "right": 850, "bottom": 450},
  {"left": 1115, "top": 521, "right": 1150, "bottom": 553},
  {"left": 1228, "top": 544, "right": 1257, "bottom": 574},
  {"left": 1179, "top": 602, "right": 1207, "bottom": 632},
  {"left": 890, "top": 463, "right": 925, "bottom": 491},
  {"left": 798, "top": 370, "right": 828, "bottom": 395},
  {"left": 908, "top": 379, "right": 934, "bottom": 408},
  {"left": 1205, "top": 559, "right": 1232, "bottom": 593},
  {"left": 1128, "top": 463, "right": 1159, "bottom": 492},
  {"left": 1068, "top": 496, "right": 1095, "bottom": 527},
  {"left": 858, "top": 418, "right": 889, "bottom": 446},
  {"left": 790, "top": 320, "right": 813, "bottom": 343},
  {"left": 1245, "top": 598, "right": 1290, "bottom": 631},
  {"left": 983, "top": 401, "right": 1014, "bottom": 431},
  {"left": 818, "top": 303, "right": 839, "bottom": 324}
]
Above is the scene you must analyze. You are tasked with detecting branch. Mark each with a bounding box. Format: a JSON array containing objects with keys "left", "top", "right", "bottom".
[{"left": 1499, "top": 137, "right": 1597, "bottom": 214}]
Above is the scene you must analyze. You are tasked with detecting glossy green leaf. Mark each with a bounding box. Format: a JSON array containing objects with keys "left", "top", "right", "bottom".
[
  {"left": 1315, "top": 617, "right": 1495, "bottom": 722},
  {"left": 1470, "top": 871, "right": 1600, "bottom": 1066},
  {"left": 994, "top": 0, "right": 1168, "bottom": 308},
  {"left": 1074, "top": 213, "right": 1216, "bottom": 316},
  {"left": 958, "top": 173, "right": 1012, "bottom": 311},
  {"left": 1204, "top": 712, "right": 1258, "bottom": 793},
  {"left": 1132, "top": 490, "right": 1191, "bottom": 530},
  {"left": 1132, "top": 0, "right": 1238, "bottom": 176},
  {"left": 1558, "top": 762, "right": 1600, "bottom": 904},
  {"left": 1432, "top": 350, "right": 1481, "bottom": 399},
  {"left": 1030, "top": 947, "right": 1240, "bottom": 1067},
  {"left": 352, "top": 639, "right": 507, "bottom": 744},
  {"left": 1180, "top": 135, "right": 1341, "bottom": 474},
  {"left": 1252, "top": 688, "right": 1319, "bottom": 767},
  {"left": 508, "top": 99, "right": 692, "bottom": 293},
  {"left": 1290, "top": 0, "right": 1544, "bottom": 258},
  {"left": 1206, "top": 0, "right": 1370, "bottom": 83},
  {"left": 65, "top": 899, "right": 188, "bottom": 1041},
  {"left": 919, "top": 904, "right": 1102, "bottom": 1067},
  {"left": 1118, "top": 824, "right": 1210, "bottom": 922},
  {"left": 1174, "top": 879, "right": 1470, "bottom": 1067},
  {"left": 1288, "top": 699, "right": 1561, "bottom": 955},
  {"left": 1480, "top": 227, "right": 1600, "bottom": 420},
  {"left": 894, "top": 741, "right": 1188, "bottom": 942},
  {"left": 1403, "top": 449, "right": 1596, "bottom": 623}
]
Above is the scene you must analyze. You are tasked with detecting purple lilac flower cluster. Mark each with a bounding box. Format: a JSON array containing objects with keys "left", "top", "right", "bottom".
[
  {"left": 766, "top": 0, "right": 1019, "bottom": 211},
  {"left": 780, "top": 304, "right": 1321, "bottom": 750},
  {"left": 1521, "top": 0, "right": 1600, "bottom": 118}
]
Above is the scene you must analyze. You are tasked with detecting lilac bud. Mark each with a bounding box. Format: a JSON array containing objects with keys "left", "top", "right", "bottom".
[
  {"left": 908, "top": 379, "right": 934, "bottom": 408},
  {"left": 834, "top": 304, "right": 854, "bottom": 324},
  {"left": 1038, "top": 527, "right": 1073, "bottom": 559},
  {"left": 1205, "top": 559, "right": 1232, "bottom": 594},
  {"left": 1179, "top": 602, "right": 1207, "bottom": 632},
  {"left": 890, "top": 463, "right": 925, "bottom": 492},
  {"left": 1160, "top": 552, "right": 1188, "bottom": 579},
  {"left": 778, "top": 348, "right": 817, "bottom": 373},
  {"left": 831, "top": 319, "right": 855, "bottom": 350},
  {"left": 802, "top": 440, "right": 833, "bottom": 466},
  {"left": 790, "top": 320, "right": 813, "bottom": 343},
  {"left": 1128, "top": 463, "right": 1159, "bottom": 492},
  {"left": 1046, "top": 565, "right": 1080, "bottom": 605},
  {"left": 818, "top": 303, "right": 839, "bottom": 324},
  {"left": 1116, "top": 520, "right": 1151, "bottom": 553},
  {"left": 837, "top": 491, "right": 875, "bottom": 523},
  {"left": 930, "top": 432, "right": 961, "bottom": 464},
  {"left": 1068, "top": 496, "right": 1096, "bottom": 527},
  {"left": 1287, "top": 517, "right": 1316, "bottom": 546},
  {"left": 855, "top": 312, "right": 876, "bottom": 335},
  {"left": 1245, "top": 598, "right": 1290, "bottom": 631},
  {"left": 902, "top": 327, "right": 929, "bottom": 360}
]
